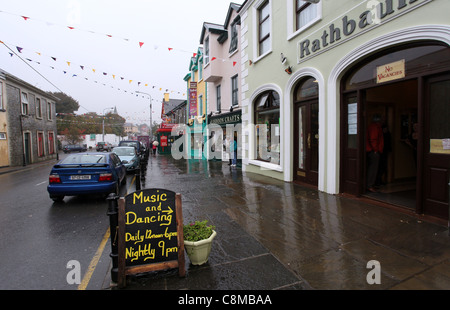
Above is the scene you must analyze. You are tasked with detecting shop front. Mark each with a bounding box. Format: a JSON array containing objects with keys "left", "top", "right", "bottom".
[
  {"left": 208, "top": 110, "right": 242, "bottom": 164},
  {"left": 339, "top": 42, "right": 450, "bottom": 220}
]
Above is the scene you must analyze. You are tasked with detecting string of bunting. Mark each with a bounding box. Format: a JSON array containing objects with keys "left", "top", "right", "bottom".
[
  {"left": 0, "top": 9, "right": 238, "bottom": 66},
  {"left": 0, "top": 40, "right": 187, "bottom": 97}
]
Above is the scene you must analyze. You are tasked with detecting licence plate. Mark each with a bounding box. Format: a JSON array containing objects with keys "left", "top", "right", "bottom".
[{"left": 70, "top": 175, "right": 91, "bottom": 180}]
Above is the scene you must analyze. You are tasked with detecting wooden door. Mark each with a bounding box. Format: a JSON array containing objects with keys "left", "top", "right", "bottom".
[
  {"left": 294, "top": 100, "right": 319, "bottom": 186},
  {"left": 423, "top": 73, "right": 450, "bottom": 219}
]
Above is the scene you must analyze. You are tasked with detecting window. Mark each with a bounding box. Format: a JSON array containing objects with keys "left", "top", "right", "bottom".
[
  {"left": 229, "top": 22, "right": 238, "bottom": 54},
  {"left": 204, "top": 37, "right": 210, "bottom": 64},
  {"left": 48, "top": 132, "right": 55, "bottom": 154},
  {"left": 0, "top": 82, "right": 3, "bottom": 110},
  {"left": 231, "top": 75, "right": 239, "bottom": 106},
  {"left": 21, "top": 92, "right": 29, "bottom": 115},
  {"left": 37, "top": 131, "right": 45, "bottom": 157},
  {"left": 296, "top": 0, "right": 318, "bottom": 31},
  {"left": 0, "top": 133, "right": 6, "bottom": 140},
  {"left": 216, "top": 85, "right": 222, "bottom": 112},
  {"left": 199, "top": 95, "right": 203, "bottom": 116},
  {"left": 47, "top": 100, "right": 52, "bottom": 120},
  {"left": 36, "top": 98, "right": 42, "bottom": 119},
  {"left": 254, "top": 90, "right": 280, "bottom": 164},
  {"left": 258, "top": 1, "right": 271, "bottom": 56}
]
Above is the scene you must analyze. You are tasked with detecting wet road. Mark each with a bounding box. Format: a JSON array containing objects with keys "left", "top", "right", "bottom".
[{"left": 0, "top": 154, "right": 134, "bottom": 290}]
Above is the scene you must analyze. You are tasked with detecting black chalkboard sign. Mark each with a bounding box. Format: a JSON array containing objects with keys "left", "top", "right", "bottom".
[{"left": 117, "top": 189, "right": 185, "bottom": 287}]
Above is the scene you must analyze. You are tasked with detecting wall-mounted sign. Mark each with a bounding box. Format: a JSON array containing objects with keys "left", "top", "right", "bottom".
[
  {"left": 189, "top": 82, "right": 197, "bottom": 118},
  {"left": 376, "top": 59, "right": 405, "bottom": 83}
]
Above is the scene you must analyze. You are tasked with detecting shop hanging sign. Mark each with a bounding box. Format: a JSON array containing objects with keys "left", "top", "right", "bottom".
[
  {"left": 189, "top": 82, "right": 197, "bottom": 118},
  {"left": 297, "top": 0, "right": 429, "bottom": 62},
  {"left": 117, "top": 189, "right": 185, "bottom": 288},
  {"left": 376, "top": 59, "right": 405, "bottom": 83}
]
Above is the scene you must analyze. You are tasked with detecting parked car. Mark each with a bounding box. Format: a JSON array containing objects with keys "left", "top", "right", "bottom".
[
  {"left": 113, "top": 146, "right": 140, "bottom": 172},
  {"left": 96, "top": 142, "right": 112, "bottom": 152},
  {"left": 47, "top": 152, "right": 126, "bottom": 202},
  {"left": 118, "top": 140, "right": 144, "bottom": 157},
  {"left": 63, "top": 144, "right": 87, "bottom": 153}
]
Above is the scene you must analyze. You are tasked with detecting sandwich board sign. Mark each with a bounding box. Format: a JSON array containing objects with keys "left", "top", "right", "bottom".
[{"left": 117, "top": 188, "right": 185, "bottom": 287}]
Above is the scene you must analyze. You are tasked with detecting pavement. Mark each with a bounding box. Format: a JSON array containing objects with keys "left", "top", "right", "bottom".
[{"left": 108, "top": 154, "right": 450, "bottom": 291}]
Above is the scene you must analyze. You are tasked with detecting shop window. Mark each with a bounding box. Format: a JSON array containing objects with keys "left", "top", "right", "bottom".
[{"left": 254, "top": 90, "right": 280, "bottom": 164}]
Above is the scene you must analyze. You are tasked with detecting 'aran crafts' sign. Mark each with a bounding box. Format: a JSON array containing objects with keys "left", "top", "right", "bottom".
[
  {"left": 117, "top": 188, "right": 185, "bottom": 288},
  {"left": 298, "top": 0, "right": 429, "bottom": 62}
]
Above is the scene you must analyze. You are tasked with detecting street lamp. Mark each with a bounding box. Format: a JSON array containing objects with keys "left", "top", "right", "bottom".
[
  {"left": 135, "top": 91, "right": 153, "bottom": 138},
  {"left": 102, "top": 107, "right": 114, "bottom": 142}
]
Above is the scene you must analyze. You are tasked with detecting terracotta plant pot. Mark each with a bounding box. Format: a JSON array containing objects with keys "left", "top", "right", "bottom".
[{"left": 184, "top": 230, "right": 217, "bottom": 265}]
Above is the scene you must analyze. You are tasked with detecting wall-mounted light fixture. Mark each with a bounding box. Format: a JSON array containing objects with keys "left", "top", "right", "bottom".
[
  {"left": 285, "top": 66, "right": 292, "bottom": 75},
  {"left": 280, "top": 53, "right": 287, "bottom": 65}
]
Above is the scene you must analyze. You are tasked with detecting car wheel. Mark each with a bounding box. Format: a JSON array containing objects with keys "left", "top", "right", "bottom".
[{"left": 50, "top": 195, "right": 64, "bottom": 202}]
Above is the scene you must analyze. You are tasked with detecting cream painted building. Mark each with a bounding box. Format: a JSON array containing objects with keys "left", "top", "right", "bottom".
[{"left": 238, "top": 0, "right": 450, "bottom": 220}]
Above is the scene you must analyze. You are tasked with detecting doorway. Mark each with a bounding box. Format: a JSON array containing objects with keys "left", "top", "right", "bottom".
[
  {"left": 340, "top": 42, "right": 450, "bottom": 220},
  {"left": 363, "top": 80, "right": 418, "bottom": 209},
  {"left": 294, "top": 77, "right": 319, "bottom": 186}
]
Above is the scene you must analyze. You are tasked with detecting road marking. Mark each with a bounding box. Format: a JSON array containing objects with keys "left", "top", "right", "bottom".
[
  {"left": 35, "top": 181, "right": 47, "bottom": 186},
  {"left": 77, "top": 227, "right": 110, "bottom": 290},
  {"left": 127, "top": 175, "right": 136, "bottom": 194}
]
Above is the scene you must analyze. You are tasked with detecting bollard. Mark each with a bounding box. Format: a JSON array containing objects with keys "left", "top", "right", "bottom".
[
  {"left": 135, "top": 168, "right": 141, "bottom": 191},
  {"left": 106, "top": 193, "right": 119, "bottom": 283}
]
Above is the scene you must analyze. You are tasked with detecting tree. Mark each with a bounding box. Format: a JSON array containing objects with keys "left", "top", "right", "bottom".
[{"left": 49, "top": 92, "right": 80, "bottom": 114}]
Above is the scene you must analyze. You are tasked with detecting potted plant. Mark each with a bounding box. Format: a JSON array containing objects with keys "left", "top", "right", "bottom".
[{"left": 183, "top": 220, "right": 216, "bottom": 265}]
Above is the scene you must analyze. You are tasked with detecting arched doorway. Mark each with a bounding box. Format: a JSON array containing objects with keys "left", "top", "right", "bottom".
[
  {"left": 340, "top": 42, "right": 450, "bottom": 219},
  {"left": 294, "top": 77, "right": 319, "bottom": 186}
]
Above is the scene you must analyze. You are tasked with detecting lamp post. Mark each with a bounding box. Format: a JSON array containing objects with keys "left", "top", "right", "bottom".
[
  {"left": 102, "top": 107, "right": 114, "bottom": 142},
  {"left": 135, "top": 91, "right": 153, "bottom": 138}
]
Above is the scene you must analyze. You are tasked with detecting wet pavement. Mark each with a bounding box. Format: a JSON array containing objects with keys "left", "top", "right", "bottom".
[{"left": 109, "top": 154, "right": 450, "bottom": 290}]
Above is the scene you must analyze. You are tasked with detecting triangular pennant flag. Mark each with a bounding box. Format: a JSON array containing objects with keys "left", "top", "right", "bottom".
[
  {"left": 233, "top": 61, "right": 237, "bottom": 66},
  {"left": 103, "top": 72, "right": 107, "bottom": 75},
  {"left": 66, "top": 61, "right": 71, "bottom": 66},
  {"left": 67, "top": 26, "right": 75, "bottom": 30},
  {"left": 36, "top": 52, "right": 41, "bottom": 56},
  {"left": 138, "top": 82, "right": 141, "bottom": 86},
  {"left": 129, "top": 80, "right": 133, "bottom": 84},
  {"left": 51, "top": 57, "right": 57, "bottom": 61},
  {"left": 8, "top": 53, "right": 13, "bottom": 57},
  {"left": 139, "top": 42, "right": 144, "bottom": 48},
  {"left": 80, "top": 65, "right": 84, "bottom": 70},
  {"left": 26, "top": 58, "right": 32, "bottom": 62},
  {"left": 112, "top": 75, "right": 115, "bottom": 79},
  {"left": 92, "top": 69, "right": 96, "bottom": 73},
  {"left": 193, "top": 53, "right": 197, "bottom": 58},
  {"left": 21, "top": 16, "right": 30, "bottom": 21},
  {"left": 211, "top": 57, "right": 216, "bottom": 61},
  {"left": 168, "top": 48, "right": 173, "bottom": 51},
  {"left": 16, "top": 46, "right": 23, "bottom": 53},
  {"left": 106, "top": 34, "right": 112, "bottom": 38}
]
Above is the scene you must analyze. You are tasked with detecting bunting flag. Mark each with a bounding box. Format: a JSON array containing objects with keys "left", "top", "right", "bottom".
[{"left": 1, "top": 46, "right": 186, "bottom": 99}]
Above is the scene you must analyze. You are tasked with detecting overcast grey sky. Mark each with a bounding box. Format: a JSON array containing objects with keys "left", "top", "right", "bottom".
[{"left": 0, "top": 0, "right": 244, "bottom": 124}]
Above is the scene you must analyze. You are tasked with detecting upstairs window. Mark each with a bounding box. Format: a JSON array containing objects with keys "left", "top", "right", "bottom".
[
  {"left": 296, "top": 0, "right": 318, "bottom": 31},
  {"left": 229, "top": 22, "right": 238, "bottom": 54},
  {"left": 21, "top": 92, "right": 29, "bottom": 115},
  {"left": 258, "top": 1, "right": 271, "bottom": 56}
]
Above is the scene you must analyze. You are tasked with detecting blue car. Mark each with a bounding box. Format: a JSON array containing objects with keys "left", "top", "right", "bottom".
[
  {"left": 113, "top": 146, "right": 140, "bottom": 172},
  {"left": 47, "top": 152, "right": 126, "bottom": 202}
]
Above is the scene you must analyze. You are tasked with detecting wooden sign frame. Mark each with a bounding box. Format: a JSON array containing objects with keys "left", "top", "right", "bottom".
[{"left": 117, "top": 190, "right": 185, "bottom": 288}]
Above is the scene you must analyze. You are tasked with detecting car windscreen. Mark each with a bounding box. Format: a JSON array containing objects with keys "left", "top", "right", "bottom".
[
  {"left": 114, "top": 148, "right": 136, "bottom": 156},
  {"left": 60, "top": 154, "right": 107, "bottom": 164},
  {"left": 120, "top": 142, "right": 138, "bottom": 148}
]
